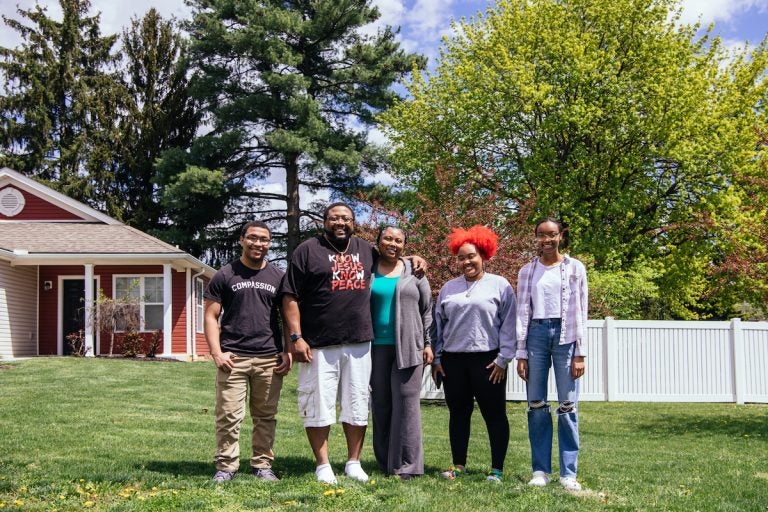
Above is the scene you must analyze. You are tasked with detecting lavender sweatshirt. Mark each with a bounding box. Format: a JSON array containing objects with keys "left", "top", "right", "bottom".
[{"left": 433, "top": 273, "right": 517, "bottom": 369}]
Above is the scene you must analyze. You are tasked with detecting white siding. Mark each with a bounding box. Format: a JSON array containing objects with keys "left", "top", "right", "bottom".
[{"left": 0, "top": 261, "right": 38, "bottom": 358}]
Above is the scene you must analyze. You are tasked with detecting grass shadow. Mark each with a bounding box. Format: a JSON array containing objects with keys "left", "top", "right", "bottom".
[
  {"left": 273, "top": 455, "right": 330, "bottom": 477},
  {"left": 143, "top": 455, "right": 320, "bottom": 479}
]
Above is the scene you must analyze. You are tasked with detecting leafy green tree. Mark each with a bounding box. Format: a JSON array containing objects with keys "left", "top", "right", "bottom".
[
  {"left": 163, "top": 0, "right": 425, "bottom": 261},
  {"left": 115, "top": 8, "right": 201, "bottom": 232},
  {"left": 0, "top": 0, "right": 122, "bottom": 206},
  {"left": 588, "top": 263, "right": 661, "bottom": 319},
  {"left": 707, "top": 126, "right": 768, "bottom": 319},
  {"left": 382, "top": 0, "right": 768, "bottom": 318}
]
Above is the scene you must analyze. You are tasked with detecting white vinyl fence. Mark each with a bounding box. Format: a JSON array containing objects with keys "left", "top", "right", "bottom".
[{"left": 420, "top": 318, "right": 768, "bottom": 404}]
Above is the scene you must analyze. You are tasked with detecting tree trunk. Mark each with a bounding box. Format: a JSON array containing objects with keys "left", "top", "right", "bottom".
[{"left": 285, "top": 154, "right": 301, "bottom": 262}]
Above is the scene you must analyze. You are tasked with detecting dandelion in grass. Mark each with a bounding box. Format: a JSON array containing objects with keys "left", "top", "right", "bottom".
[
  {"left": 336, "top": 489, "right": 345, "bottom": 495},
  {"left": 323, "top": 489, "right": 336, "bottom": 497},
  {"left": 84, "top": 501, "right": 94, "bottom": 507},
  {"left": 13, "top": 500, "right": 23, "bottom": 506}
]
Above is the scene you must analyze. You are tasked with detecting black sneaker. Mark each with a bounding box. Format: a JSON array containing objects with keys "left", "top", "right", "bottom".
[
  {"left": 252, "top": 467, "right": 279, "bottom": 481},
  {"left": 213, "top": 470, "right": 236, "bottom": 482}
]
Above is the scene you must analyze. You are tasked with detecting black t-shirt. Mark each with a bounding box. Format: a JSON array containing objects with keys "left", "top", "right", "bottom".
[
  {"left": 282, "top": 235, "right": 375, "bottom": 348},
  {"left": 204, "top": 259, "right": 285, "bottom": 356}
]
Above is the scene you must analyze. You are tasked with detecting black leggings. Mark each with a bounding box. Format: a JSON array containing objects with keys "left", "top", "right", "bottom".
[{"left": 441, "top": 351, "right": 509, "bottom": 471}]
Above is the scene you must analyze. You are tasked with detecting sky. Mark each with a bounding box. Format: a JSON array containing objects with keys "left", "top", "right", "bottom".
[
  {"left": 2, "top": 0, "right": 768, "bottom": 202},
  {"left": 2, "top": 0, "right": 768, "bottom": 62}
]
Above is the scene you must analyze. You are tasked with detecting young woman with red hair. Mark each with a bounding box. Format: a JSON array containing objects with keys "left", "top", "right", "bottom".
[{"left": 432, "top": 225, "right": 516, "bottom": 483}]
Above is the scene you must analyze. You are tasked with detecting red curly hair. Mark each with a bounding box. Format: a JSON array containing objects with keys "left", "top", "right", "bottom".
[{"left": 447, "top": 225, "right": 498, "bottom": 259}]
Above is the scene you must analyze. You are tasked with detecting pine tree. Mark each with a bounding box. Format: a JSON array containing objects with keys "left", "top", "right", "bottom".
[
  {"left": 116, "top": 9, "right": 201, "bottom": 231},
  {"left": 0, "top": 0, "right": 122, "bottom": 206},
  {"left": 160, "top": 0, "right": 425, "bottom": 261}
]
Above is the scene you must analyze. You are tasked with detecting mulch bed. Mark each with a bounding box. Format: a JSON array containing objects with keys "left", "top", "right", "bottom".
[{"left": 96, "top": 355, "right": 183, "bottom": 362}]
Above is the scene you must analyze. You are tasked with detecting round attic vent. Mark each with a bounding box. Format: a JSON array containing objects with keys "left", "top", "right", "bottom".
[{"left": 0, "top": 187, "right": 25, "bottom": 217}]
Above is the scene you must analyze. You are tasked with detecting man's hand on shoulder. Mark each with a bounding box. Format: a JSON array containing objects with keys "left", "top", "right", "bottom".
[{"left": 407, "top": 254, "right": 428, "bottom": 278}]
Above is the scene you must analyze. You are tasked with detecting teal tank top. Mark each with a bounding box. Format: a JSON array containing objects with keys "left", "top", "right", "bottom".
[{"left": 371, "top": 272, "right": 399, "bottom": 345}]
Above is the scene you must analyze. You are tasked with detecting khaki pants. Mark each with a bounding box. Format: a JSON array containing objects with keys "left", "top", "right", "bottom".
[{"left": 214, "top": 354, "right": 283, "bottom": 471}]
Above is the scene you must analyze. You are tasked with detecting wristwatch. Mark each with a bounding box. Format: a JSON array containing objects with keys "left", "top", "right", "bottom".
[{"left": 289, "top": 333, "right": 303, "bottom": 342}]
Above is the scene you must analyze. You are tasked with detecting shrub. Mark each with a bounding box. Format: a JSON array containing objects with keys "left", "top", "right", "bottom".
[
  {"left": 65, "top": 330, "right": 89, "bottom": 357},
  {"left": 121, "top": 330, "right": 143, "bottom": 357},
  {"left": 147, "top": 330, "right": 162, "bottom": 358}
]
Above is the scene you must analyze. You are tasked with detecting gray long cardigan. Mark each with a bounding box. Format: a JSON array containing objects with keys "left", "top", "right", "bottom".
[{"left": 384, "top": 258, "right": 433, "bottom": 369}]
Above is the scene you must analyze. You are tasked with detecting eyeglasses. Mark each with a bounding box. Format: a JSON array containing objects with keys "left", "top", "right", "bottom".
[
  {"left": 535, "top": 233, "right": 560, "bottom": 240},
  {"left": 326, "top": 215, "right": 353, "bottom": 223},
  {"left": 244, "top": 235, "right": 271, "bottom": 244}
]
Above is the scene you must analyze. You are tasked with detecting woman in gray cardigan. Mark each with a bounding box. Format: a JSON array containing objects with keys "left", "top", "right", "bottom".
[{"left": 370, "top": 225, "right": 434, "bottom": 480}]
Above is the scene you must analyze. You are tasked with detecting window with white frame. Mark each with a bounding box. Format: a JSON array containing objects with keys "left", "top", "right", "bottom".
[
  {"left": 195, "top": 278, "right": 205, "bottom": 333},
  {"left": 114, "top": 275, "right": 164, "bottom": 331}
]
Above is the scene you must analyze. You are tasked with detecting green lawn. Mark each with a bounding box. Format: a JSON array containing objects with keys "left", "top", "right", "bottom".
[{"left": 0, "top": 358, "right": 766, "bottom": 511}]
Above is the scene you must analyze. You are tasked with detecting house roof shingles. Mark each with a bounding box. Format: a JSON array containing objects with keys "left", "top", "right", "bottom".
[{"left": 0, "top": 223, "right": 185, "bottom": 255}]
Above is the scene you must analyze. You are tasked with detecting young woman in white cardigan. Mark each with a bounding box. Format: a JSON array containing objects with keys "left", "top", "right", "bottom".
[{"left": 516, "top": 218, "right": 588, "bottom": 492}]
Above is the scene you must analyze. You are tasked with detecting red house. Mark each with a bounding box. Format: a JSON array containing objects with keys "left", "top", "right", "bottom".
[{"left": 0, "top": 167, "right": 215, "bottom": 359}]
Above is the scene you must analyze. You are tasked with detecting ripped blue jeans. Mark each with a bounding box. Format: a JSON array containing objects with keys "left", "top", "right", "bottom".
[{"left": 525, "top": 318, "right": 579, "bottom": 478}]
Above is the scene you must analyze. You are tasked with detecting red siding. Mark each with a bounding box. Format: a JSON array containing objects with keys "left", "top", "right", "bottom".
[
  {"left": 172, "top": 271, "right": 187, "bottom": 354},
  {"left": 196, "top": 331, "right": 209, "bottom": 356},
  {"left": 38, "top": 266, "right": 84, "bottom": 354},
  {"left": 37, "top": 264, "right": 193, "bottom": 356},
  {"left": 0, "top": 186, "right": 83, "bottom": 221}
]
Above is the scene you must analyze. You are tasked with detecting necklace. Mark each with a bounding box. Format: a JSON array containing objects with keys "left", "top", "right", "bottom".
[
  {"left": 324, "top": 234, "right": 351, "bottom": 255},
  {"left": 465, "top": 274, "right": 484, "bottom": 297}
]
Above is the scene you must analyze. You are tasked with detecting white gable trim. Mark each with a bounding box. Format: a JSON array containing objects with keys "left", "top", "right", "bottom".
[
  {"left": 0, "top": 167, "right": 120, "bottom": 225},
  {"left": 6, "top": 252, "right": 215, "bottom": 276}
]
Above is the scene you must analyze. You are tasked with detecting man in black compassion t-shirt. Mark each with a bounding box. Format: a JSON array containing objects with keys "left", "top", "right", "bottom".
[
  {"left": 281, "top": 202, "right": 426, "bottom": 485},
  {"left": 204, "top": 220, "right": 291, "bottom": 483}
]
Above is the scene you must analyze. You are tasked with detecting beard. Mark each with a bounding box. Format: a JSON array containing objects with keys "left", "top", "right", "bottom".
[{"left": 324, "top": 225, "right": 353, "bottom": 246}]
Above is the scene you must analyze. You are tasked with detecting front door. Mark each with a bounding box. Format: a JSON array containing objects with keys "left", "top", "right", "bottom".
[
  {"left": 61, "top": 279, "right": 98, "bottom": 355},
  {"left": 61, "top": 280, "right": 85, "bottom": 355}
]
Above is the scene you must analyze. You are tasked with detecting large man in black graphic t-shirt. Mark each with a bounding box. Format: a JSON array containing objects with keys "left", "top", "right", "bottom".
[
  {"left": 204, "top": 221, "right": 291, "bottom": 483},
  {"left": 282, "top": 203, "right": 377, "bottom": 484}
]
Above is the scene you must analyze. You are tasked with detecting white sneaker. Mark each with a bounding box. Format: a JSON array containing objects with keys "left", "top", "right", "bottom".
[
  {"left": 344, "top": 460, "right": 369, "bottom": 482},
  {"left": 315, "top": 463, "right": 337, "bottom": 485},
  {"left": 528, "top": 471, "right": 549, "bottom": 486},
  {"left": 559, "top": 476, "right": 582, "bottom": 492}
]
